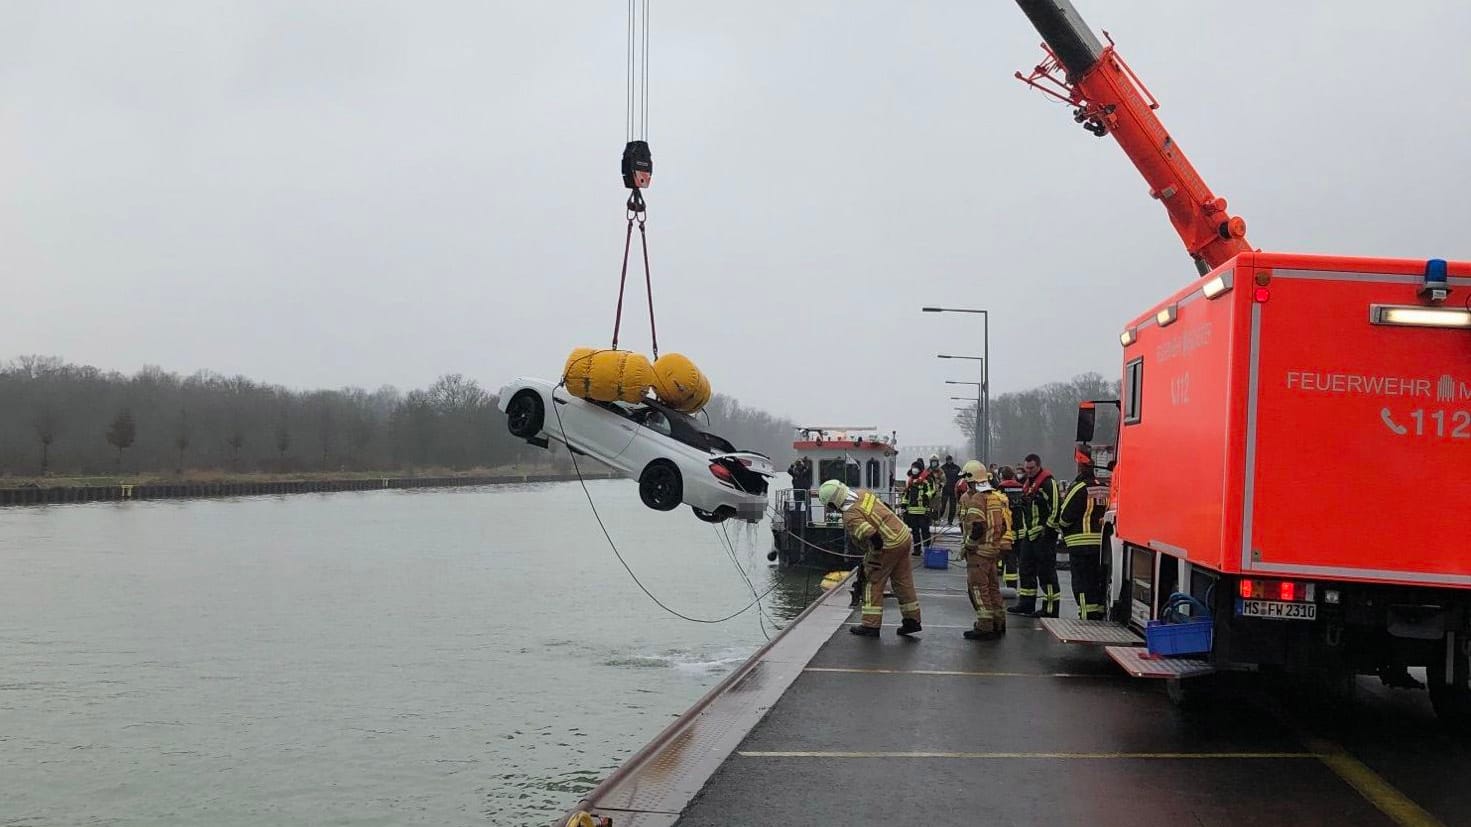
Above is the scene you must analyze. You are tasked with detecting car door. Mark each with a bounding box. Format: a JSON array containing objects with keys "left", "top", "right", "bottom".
[
  {"left": 552, "top": 390, "right": 639, "bottom": 466},
  {"left": 622, "top": 405, "right": 680, "bottom": 474}
]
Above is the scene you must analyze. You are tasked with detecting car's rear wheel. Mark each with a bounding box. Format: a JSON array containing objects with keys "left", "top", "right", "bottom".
[
  {"left": 639, "top": 461, "right": 683, "bottom": 512},
  {"left": 506, "top": 390, "right": 545, "bottom": 438},
  {"left": 692, "top": 506, "right": 735, "bottom": 523}
]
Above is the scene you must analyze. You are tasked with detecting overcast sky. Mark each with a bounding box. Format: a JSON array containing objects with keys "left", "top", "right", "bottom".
[{"left": 4, "top": 1, "right": 1470, "bottom": 444}]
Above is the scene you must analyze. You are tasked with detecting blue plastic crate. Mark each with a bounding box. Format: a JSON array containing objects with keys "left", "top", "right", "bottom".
[
  {"left": 1145, "top": 618, "right": 1212, "bottom": 656},
  {"left": 922, "top": 545, "right": 949, "bottom": 569}
]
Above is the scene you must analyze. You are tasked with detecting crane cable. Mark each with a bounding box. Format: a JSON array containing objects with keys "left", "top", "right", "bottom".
[
  {"left": 611, "top": 0, "right": 658, "bottom": 359},
  {"left": 552, "top": 381, "right": 779, "bottom": 625}
]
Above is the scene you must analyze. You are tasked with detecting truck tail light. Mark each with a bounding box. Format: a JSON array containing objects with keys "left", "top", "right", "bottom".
[
  {"left": 1253, "top": 286, "right": 1271, "bottom": 303},
  {"left": 1237, "top": 578, "right": 1315, "bottom": 602}
]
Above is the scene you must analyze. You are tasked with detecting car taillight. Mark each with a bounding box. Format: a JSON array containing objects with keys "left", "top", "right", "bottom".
[{"left": 709, "top": 462, "right": 734, "bottom": 482}]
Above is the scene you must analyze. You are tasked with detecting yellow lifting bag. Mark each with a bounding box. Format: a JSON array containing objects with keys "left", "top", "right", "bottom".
[
  {"left": 651, "top": 352, "right": 711, "bottom": 414},
  {"left": 562, "top": 348, "right": 655, "bottom": 404}
]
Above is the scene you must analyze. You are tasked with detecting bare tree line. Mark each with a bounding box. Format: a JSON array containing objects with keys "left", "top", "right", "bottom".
[
  {"left": 953, "top": 372, "right": 1121, "bottom": 471},
  {"left": 0, "top": 356, "right": 799, "bottom": 478}
]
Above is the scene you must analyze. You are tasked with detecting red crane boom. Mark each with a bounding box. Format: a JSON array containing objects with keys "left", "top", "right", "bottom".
[{"left": 1013, "top": 0, "right": 1251, "bottom": 274}]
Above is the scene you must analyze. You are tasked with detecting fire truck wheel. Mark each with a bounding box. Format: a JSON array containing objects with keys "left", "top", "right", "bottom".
[{"left": 1427, "top": 646, "right": 1471, "bottom": 734}]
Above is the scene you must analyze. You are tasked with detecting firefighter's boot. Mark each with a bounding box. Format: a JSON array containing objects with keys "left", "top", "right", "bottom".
[{"left": 1033, "top": 585, "right": 1062, "bottom": 619}]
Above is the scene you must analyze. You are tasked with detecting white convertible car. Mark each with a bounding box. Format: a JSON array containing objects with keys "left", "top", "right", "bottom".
[{"left": 497, "top": 378, "right": 774, "bottom": 523}]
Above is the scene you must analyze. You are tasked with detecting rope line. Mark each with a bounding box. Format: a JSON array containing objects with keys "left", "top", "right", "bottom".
[{"left": 553, "top": 383, "right": 778, "bottom": 624}]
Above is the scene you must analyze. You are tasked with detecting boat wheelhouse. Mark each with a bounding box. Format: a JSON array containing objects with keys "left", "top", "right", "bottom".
[{"left": 770, "top": 426, "right": 901, "bottom": 569}]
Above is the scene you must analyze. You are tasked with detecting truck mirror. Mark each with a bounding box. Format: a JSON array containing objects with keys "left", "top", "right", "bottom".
[{"left": 1076, "top": 405, "right": 1096, "bottom": 443}]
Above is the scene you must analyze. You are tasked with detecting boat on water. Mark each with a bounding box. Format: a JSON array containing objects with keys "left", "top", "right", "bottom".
[{"left": 769, "top": 426, "right": 960, "bottom": 570}]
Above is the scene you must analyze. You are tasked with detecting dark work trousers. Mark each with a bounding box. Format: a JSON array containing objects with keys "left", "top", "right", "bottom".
[
  {"left": 1012, "top": 536, "right": 1037, "bottom": 613},
  {"left": 1036, "top": 529, "right": 1061, "bottom": 618},
  {"left": 1000, "top": 545, "right": 1020, "bottom": 591},
  {"left": 905, "top": 513, "right": 932, "bottom": 556},
  {"left": 940, "top": 489, "right": 957, "bottom": 524},
  {"left": 1069, "top": 546, "right": 1106, "bottom": 620}
]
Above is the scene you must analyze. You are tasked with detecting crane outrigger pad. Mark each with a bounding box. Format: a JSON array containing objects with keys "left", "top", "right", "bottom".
[
  {"left": 1106, "top": 645, "right": 1215, "bottom": 679},
  {"left": 1040, "top": 617, "right": 1144, "bottom": 646}
]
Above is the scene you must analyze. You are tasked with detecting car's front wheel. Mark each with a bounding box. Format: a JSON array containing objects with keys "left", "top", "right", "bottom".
[
  {"left": 506, "top": 390, "right": 545, "bottom": 439},
  {"left": 638, "top": 461, "right": 683, "bottom": 512},
  {"left": 692, "top": 506, "right": 734, "bottom": 523}
]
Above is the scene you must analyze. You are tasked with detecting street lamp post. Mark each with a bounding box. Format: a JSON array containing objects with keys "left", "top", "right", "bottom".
[
  {"left": 941, "top": 355, "right": 986, "bottom": 461},
  {"left": 924, "top": 307, "right": 990, "bottom": 463},
  {"left": 945, "top": 380, "right": 983, "bottom": 461}
]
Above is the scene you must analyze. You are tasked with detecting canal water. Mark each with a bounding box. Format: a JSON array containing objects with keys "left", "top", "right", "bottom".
[{"left": 0, "top": 479, "right": 819, "bottom": 826}]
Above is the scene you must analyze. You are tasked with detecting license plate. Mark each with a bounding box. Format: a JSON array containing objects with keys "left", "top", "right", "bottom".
[{"left": 1237, "top": 599, "right": 1318, "bottom": 621}]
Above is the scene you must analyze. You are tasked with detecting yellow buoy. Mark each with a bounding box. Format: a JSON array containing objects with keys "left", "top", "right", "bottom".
[
  {"left": 651, "top": 352, "right": 711, "bottom": 414},
  {"left": 819, "top": 570, "right": 849, "bottom": 590},
  {"left": 562, "top": 348, "right": 655, "bottom": 404}
]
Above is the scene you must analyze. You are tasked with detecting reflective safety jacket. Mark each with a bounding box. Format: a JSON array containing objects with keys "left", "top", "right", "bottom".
[
  {"left": 989, "top": 490, "right": 1013, "bottom": 551},
  {"left": 903, "top": 474, "right": 937, "bottom": 516},
  {"left": 998, "top": 480, "right": 1024, "bottom": 547},
  {"left": 958, "top": 488, "right": 1009, "bottom": 557},
  {"left": 957, "top": 488, "right": 987, "bottom": 552},
  {"left": 925, "top": 466, "right": 946, "bottom": 514},
  {"left": 1060, "top": 471, "right": 1108, "bottom": 550},
  {"left": 843, "top": 490, "right": 911, "bottom": 552},
  {"left": 1007, "top": 478, "right": 1031, "bottom": 539},
  {"left": 1022, "top": 469, "right": 1061, "bottom": 541}
]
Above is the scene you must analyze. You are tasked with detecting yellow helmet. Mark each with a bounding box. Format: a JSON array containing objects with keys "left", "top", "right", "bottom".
[
  {"left": 960, "top": 460, "right": 986, "bottom": 480},
  {"left": 817, "top": 479, "right": 851, "bottom": 508}
]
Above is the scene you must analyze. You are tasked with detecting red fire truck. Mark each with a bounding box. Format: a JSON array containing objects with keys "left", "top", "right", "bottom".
[{"left": 1013, "top": 0, "right": 1471, "bottom": 726}]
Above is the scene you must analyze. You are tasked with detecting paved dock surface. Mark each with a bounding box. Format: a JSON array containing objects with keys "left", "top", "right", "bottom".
[{"left": 569, "top": 562, "right": 1471, "bottom": 827}]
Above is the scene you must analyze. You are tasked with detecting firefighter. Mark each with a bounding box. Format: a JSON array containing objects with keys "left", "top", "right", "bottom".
[
  {"left": 925, "top": 454, "right": 947, "bottom": 524},
  {"left": 997, "top": 466, "right": 1025, "bottom": 594},
  {"left": 901, "top": 460, "right": 936, "bottom": 557},
  {"left": 956, "top": 461, "right": 1007, "bottom": 639},
  {"left": 1008, "top": 462, "right": 1035, "bottom": 613},
  {"left": 939, "top": 454, "right": 962, "bottom": 525},
  {"left": 818, "top": 479, "right": 922, "bottom": 637},
  {"left": 1008, "top": 453, "right": 1062, "bottom": 618},
  {"left": 1060, "top": 450, "right": 1108, "bottom": 620}
]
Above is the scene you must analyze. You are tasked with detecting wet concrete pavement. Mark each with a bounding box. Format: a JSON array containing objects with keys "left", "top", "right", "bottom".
[{"left": 667, "top": 562, "right": 1471, "bottom": 827}]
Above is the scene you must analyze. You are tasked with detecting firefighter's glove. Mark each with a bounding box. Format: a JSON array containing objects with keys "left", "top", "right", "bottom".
[
  {"left": 968, "top": 522, "right": 985, "bottom": 542},
  {"left": 869, "top": 534, "right": 883, "bottom": 551}
]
